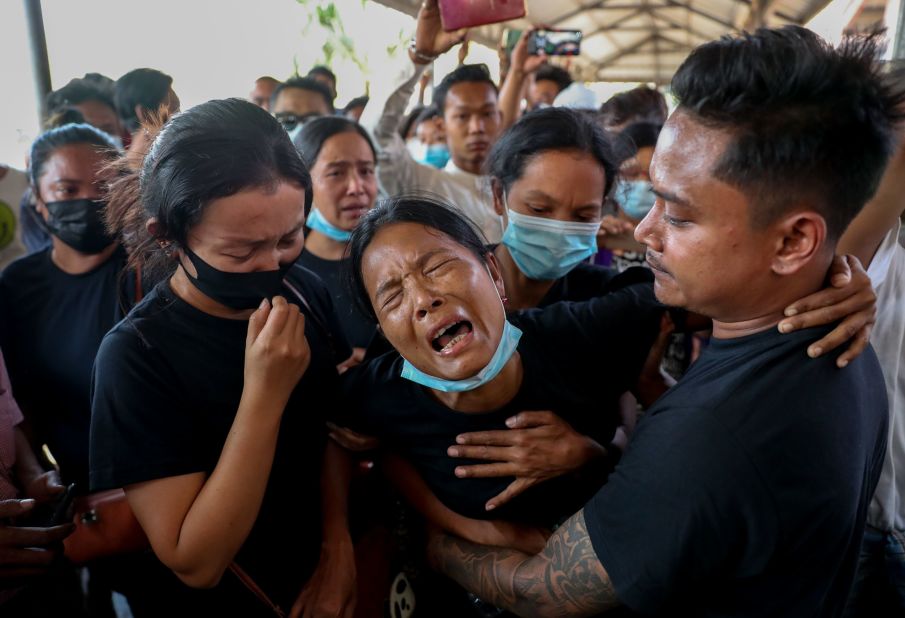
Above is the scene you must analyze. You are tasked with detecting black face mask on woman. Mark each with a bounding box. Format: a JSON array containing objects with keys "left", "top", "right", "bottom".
[
  {"left": 43, "top": 198, "right": 116, "bottom": 255},
  {"left": 181, "top": 247, "right": 292, "bottom": 310}
]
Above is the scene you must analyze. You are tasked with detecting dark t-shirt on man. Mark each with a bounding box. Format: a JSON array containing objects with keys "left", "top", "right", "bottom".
[{"left": 584, "top": 325, "right": 888, "bottom": 617}]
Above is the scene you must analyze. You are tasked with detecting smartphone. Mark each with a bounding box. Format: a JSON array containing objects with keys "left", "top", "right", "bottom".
[
  {"left": 438, "top": 0, "right": 527, "bottom": 32},
  {"left": 529, "top": 29, "right": 583, "bottom": 56}
]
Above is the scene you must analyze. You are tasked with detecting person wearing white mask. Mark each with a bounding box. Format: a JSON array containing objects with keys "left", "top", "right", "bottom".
[{"left": 272, "top": 77, "right": 334, "bottom": 143}]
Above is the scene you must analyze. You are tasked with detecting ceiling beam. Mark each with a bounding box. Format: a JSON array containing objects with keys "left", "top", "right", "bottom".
[
  {"left": 596, "top": 33, "right": 659, "bottom": 70},
  {"left": 650, "top": 11, "right": 718, "bottom": 42},
  {"left": 661, "top": 0, "right": 737, "bottom": 29},
  {"left": 584, "top": 7, "right": 651, "bottom": 38}
]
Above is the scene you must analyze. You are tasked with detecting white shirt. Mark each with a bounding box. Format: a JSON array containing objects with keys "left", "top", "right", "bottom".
[
  {"left": 0, "top": 166, "right": 28, "bottom": 271},
  {"left": 361, "top": 59, "right": 503, "bottom": 244},
  {"left": 866, "top": 218, "right": 905, "bottom": 532}
]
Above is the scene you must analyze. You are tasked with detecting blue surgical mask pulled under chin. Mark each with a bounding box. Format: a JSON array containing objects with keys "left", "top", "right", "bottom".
[
  {"left": 617, "top": 179, "right": 656, "bottom": 221},
  {"left": 306, "top": 207, "right": 352, "bottom": 242},
  {"left": 501, "top": 207, "right": 599, "bottom": 280},
  {"left": 400, "top": 319, "right": 523, "bottom": 393}
]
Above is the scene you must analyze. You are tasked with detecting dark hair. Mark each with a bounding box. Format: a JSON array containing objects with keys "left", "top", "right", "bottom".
[
  {"left": 44, "top": 107, "right": 86, "bottom": 130},
  {"left": 598, "top": 86, "right": 668, "bottom": 128},
  {"left": 115, "top": 68, "right": 174, "bottom": 133},
  {"left": 399, "top": 105, "right": 426, "bottom": 140},
  {"left": 347, "top": 195, "right": 489, "bottom": 320},
  {"left": 29, "top": 123, "right": 118, "bottom": 191},
  {"left": 46, "top": 78, "right": 116, "bottom": 116},
  {"left": 672, "top": 26, "right": 905, "bottom": 239},
  {"left": 534, "top": 65, "right": 573, "bottom": 93},
  {"left": 487, "top": 107, "right": 619, "bottom": 199},
  {"left": 271, "top": 76, "right": 335, "bottom": 113},
  {"left": 613, "top": 122, "right": 662, "bottom": 164},
  {"left": 415, "top": 105, "right": 443, "bottom": 125},
  {"left": 433, "top": 64, "right": 498, "bottom": 113},
  {"left": 106, "top": 98, "right": 312, "bottom": 282},
  {"left": 342, "top": 96, "right": 369, "bottom": 115},
  {"left": 308, "top": 65, "right": 337, "bottom": 86}
]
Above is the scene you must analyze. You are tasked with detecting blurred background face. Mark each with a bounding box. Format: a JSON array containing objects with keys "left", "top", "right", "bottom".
[
  {"left": 272, "top": 87, "right": 330, "bottom": 118},
  {"left": 415, "top": 117, "right": 446, "bottom": 146},
  {"left": 34, "top": 143, "right": 113, "bottom": 216},
  {"left": 494, "top": 149, "right": 606, "bottom": 224},
  {"left": 362, "top": 222, "right": 505, "bottom": 380},
  {"left": 180, "top": 182, "right": 306, "bottom": 276},
  {"left": 527, "top": 78, "right": 561, "bottom": 109},
  {"left": 72, "top": 99, "right": 121, "bottom": 138},
  {"left": 310, "top": 131, "right": 377, "bottom": 232},
  {"left": 442, "top": 82, "right": 502, "bottom": 171},
  {"left": 620, "top": 146, "right": 655, "bottom": 182},
  {"left": 250, "top": 78, "right": 279, "bottom": 111}
]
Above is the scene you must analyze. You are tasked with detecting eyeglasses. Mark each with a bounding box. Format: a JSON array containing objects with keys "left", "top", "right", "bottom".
[{"left": 275, "top": 112, "right": 323, "bottom": 132}]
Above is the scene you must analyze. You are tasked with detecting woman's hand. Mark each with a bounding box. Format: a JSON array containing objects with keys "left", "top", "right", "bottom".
[
  {"left": 23, "top": 470, "right": 65, "bottom": 505},
  {"left": 778, "top": 254, "right": 876, "bottom": 367},
  {"left": 412, "top": 0, "right": 468, "bottom": 62},
  {"left": 448, "top": 411, "right": 606, "bottom": 511},
  {"left": 510, "top": 30, "right": 547, "bottom": 76},
  {"left": 290, "top": 537, "right": 357, "bottom": 618},
  {"left": 244, "top": 297, "right": 311, "bottom": 406}
]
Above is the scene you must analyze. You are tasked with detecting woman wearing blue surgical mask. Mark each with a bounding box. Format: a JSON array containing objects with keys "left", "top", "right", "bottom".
[
  {"left": 605, "top": 121, "right": 662, "bottom": 273},
  {"left": 295, "top": 116, "right": 379, "bottom": 360},
  {"left": 91, "top": 99, "right": 357, "bottom": 617},
  {"left": 488, "top": 108, "right": 627, "bottom": 311}
]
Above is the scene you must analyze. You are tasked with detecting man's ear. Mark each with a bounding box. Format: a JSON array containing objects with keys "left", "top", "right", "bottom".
[
  {"left": 485, "top": 250, "right": 506, "bottom": 300},
  {"left": 491, "top": 178, "right": 506, "bottom": 217},
  {"left": 771, "top": 211, "right": 827, "bottom": 276}
]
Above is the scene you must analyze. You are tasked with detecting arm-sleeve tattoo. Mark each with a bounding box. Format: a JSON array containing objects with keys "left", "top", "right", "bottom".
[{"left": 429, "top": 509, "right": 619, "bottom": 617}]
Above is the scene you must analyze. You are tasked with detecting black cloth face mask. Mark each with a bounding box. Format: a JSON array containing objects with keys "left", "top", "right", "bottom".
[
  {"left": 43, "top": 198, "right": 116, "bottom": 255},
  {"left": 181, "top": 247, "right": 292, "bottom": 310}
]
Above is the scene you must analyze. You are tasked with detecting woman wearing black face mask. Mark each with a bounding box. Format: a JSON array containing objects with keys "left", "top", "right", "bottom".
[
  {"left": 90, "top": 99, "right": 357, "bottom": 617},
  {"left": 0, "top": 123, "right": 148, "bottom": 615},
  {"left": 0, "top": 123, "right": 129, "bottom": 492}
]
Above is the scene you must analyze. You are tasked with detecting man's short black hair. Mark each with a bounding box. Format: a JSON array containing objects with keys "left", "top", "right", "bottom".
[
  {"left": 599, "top": 86, "right": 668, "bottom": 128},
  {"left": 534, "top": 65, "right": 573, "bottom": 93},
  {"left": 672, "top": 26, "right": 905, "bottom": 239},
  {"left": 432, "top": 64, "right": 499, "bottom": 113},
  {"left": 343, "top": 96, "right": 369, "bottom": 114},
  {"left": 115, "top": 68, "right": 174, "bottom": 133},
  {"left": 46, "top": 77, "right": 116, "bottom": 116},
  {"left": 270, "top": 76, "right": 335, "bottom": 113},
  {"left": 308, "top": 65, "right": 337, "bottom": 85}
]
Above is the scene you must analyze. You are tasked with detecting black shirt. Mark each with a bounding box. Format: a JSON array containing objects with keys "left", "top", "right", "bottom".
[
  {"left": 90, "top": 265, "right": 349, "bottom": 613},
  {"left": 536, "top": 261, "right": 621, "bottom": 307},
  {"left": 297, "top": 250, "right": 376, "bottom": 349},
  {"left": 0, "top": 247, "right": 135, "bottom": 489},
  {"left": 584, "top": 325, "right": 888, "bottom": 617},
  {"left": 341, "top": 270, "right": 661, "bottom": 525}
]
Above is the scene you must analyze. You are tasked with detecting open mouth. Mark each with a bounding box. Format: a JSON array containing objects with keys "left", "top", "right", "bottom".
[{"left": 431, "top": 320, "right": 473, "bottom": 353}]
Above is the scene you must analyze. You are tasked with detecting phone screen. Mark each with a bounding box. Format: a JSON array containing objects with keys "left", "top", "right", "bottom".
[{"left": 530, "top": 30, "right": 583, "bottom": 56}]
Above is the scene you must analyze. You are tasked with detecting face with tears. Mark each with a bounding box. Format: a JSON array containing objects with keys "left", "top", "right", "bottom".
[{"left": 361, "top": 221, "right": 508, "bottom": 382}]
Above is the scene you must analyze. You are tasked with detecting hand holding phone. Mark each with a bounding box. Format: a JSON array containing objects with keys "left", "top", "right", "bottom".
[{"left": 413, "top": 0, "right": 470, "bottom": 62}]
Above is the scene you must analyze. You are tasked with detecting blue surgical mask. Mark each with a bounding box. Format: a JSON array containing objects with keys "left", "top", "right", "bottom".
[
  {"left": 501, "top": 207, "right": 599, "bottom": 280},
  {"left": 306, "top": 207, "right": 352, "bottom": 242},
  {"left": 401, "top": 319, "right": 523, "bottom": 393},
  {"left": 617, "top": 179, "right": 656, "bottom": 220},
  {"left": 420, "top": 143, "right": 450, "bottom": 169}
]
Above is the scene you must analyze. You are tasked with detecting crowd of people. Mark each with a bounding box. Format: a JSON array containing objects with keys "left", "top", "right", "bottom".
[{"left": 0, "top": 1, "right": 903, "bottom": 616}]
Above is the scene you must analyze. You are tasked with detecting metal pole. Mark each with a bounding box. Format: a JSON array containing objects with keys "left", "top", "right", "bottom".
[
  {"left": 23, "top": 0, "right": 52, "bottom": 125},
  {"left": 894, "top": 0, "right": 905, "bottom": 60}
]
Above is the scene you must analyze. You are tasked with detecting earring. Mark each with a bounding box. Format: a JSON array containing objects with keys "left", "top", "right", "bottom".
[{"left": 501, "top": 296, "right": 509, "bottom": 305}]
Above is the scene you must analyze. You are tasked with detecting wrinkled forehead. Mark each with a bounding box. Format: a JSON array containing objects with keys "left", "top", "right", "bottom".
[
  {"left": 651, "top": 111, "right": 733, "bottom": 189},
  {"left": 362, "top": 223, "right": 478, "bottom": 285}
]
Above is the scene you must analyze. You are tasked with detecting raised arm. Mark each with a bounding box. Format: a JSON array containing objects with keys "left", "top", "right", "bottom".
[
  {"left": 125, "top": 297, "right": 310, "bottom": 588},
  {"left": 428, "top": 509, "right": 619, "bottom": 617},
  {"left": 498, "top": 30, "right": 546, "bottom": 130}
]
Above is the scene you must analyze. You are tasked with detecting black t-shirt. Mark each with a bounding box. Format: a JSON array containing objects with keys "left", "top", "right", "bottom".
[
  {"left": 297, "top": 250, "right": 376, "bottom": 349},
  {"left": 584, "top": 325, "right": 888, "bottom": 617},
  {"left": 341, "top": 270, "right": 662, "bottom": 525},
  {"left": 0, "top": 247, "right": 136, "bottom": 489},
  {"left": 537, "top": 261, "right": 621, "bottom": 307},
  {"left": 90, "top": 265, "right": 350, "bottom": 614}
]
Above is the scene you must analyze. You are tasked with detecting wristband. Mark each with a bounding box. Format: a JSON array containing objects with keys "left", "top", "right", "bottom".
[{"left": 409, "top": 39, "right": 438, "bottom": 64}]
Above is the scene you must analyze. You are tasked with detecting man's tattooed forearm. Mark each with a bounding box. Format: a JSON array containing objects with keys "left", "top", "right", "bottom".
[{"left": 431, "top": 510, "right": 619, "bottom": 617}]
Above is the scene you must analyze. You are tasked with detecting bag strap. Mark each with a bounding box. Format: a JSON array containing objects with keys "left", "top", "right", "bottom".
[{"left": 228, "top": 562, "right": 286, "bottom": 618}]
